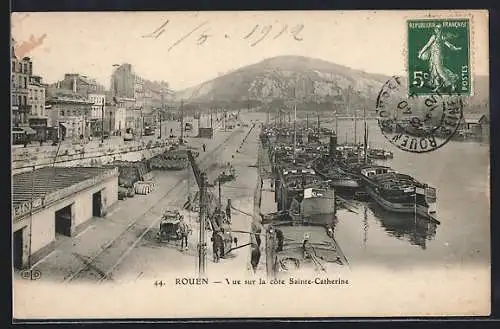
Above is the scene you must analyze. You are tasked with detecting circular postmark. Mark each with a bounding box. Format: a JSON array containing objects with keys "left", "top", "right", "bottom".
[{"left": 376, "top": 76, "right": 464, "bottom": 153}]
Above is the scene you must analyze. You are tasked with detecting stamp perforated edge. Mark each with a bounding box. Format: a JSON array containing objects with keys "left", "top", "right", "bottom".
[{"left": 403, "top": 10, "right": 478, "bottom": 97}]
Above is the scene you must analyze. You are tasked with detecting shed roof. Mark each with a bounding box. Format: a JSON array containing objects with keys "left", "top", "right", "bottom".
[
  {"left": 12, "top": 167, "right": 116, "bottom": 208},
  {"left": 463, "top": 113, "right": 487, "bottom": 124}
]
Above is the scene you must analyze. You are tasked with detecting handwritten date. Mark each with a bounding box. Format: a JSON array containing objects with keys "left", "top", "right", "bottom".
[{"left": 142, "top": 19, "right": 304, "bottom": 50}]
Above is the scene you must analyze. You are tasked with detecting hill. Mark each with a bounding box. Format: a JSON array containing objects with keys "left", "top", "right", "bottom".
[{"left": 175, "top": 55, "right": 489, "bottom": 115}]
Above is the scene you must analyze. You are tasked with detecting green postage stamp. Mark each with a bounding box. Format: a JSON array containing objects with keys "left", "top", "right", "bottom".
[{"left": 408, "top": 19, "right": 471, "bottom": 96}]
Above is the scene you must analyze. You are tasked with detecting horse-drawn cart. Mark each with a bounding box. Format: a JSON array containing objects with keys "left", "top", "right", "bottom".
[{"left": 157, "top": 210, "right": 184, "bottom": 242}]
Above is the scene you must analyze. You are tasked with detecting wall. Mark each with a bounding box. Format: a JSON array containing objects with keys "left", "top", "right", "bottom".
[
  {"left": 21, "top": 174, "right": 118, "bottom": 255},
  {"left": 12, "top": 140, "right": 170, "bottom": 174}
]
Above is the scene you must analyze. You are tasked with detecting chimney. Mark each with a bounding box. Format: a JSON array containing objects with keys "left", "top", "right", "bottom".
[{"left": 73, "top": 76, "right": 77, "bottom": 93}]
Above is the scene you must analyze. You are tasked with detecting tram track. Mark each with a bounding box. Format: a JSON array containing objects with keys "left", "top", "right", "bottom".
[{"left": 65, "top": 127, "right": 247, "bottom": 283}]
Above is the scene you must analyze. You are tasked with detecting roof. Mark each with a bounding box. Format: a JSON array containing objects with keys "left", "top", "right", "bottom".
[
  {"left": 463, "top": 114, "right": 487, "bottom": 124},
  {"left": 12, "top": 167, "right": 117, "bottom": 209}
]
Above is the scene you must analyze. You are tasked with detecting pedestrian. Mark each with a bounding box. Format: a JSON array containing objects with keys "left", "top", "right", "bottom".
[
  {"left": 234, "top": 236, "right": 238, "bottom": 247},
  {"left": 250, "top": 245, "right": 261, "bottom": 273},
  {"left": 211, "top": 232, "right": 220, "bottom": 263},
  {"left": 179, "top": 220, "right": 189, "bottom": 251},
  {"left": 39, "top": 139, "right": 43, "bottom": 146},
  {"left": 202, "top": 143, "right": 206, "bottom": 152}
]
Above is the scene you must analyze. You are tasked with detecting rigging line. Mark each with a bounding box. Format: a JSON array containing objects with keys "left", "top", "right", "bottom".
[{"left": 231, "top": 205, "right": 253, "bottom": 217}]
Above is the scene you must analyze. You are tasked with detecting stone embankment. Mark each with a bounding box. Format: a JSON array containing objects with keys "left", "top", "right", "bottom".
[{"left": 12, "top": 139, "right": 171, "bottom": 175}]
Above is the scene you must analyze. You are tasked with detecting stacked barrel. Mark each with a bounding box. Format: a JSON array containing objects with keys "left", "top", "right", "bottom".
[{"left": 134, "top": 180, "right": 155, "bottom": 195}]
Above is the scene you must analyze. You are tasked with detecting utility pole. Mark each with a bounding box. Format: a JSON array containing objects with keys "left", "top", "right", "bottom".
[
  {"left": 210, "top": 109, "right": 213, "bottom": 129},
  {"left": 101, "top": 102, "right": 105, "bottom": 143},
  {"left": 28, "top": 165, "right": 35, "bottom": 269},
  {"left": 198, "top": 172, "right": 207, "bottom": 278},
  {"left": 218, "top": 175, "right": 222, "bottom": 205},
  {"left": 293, "top": 104, "right": 297, "bottom": 161},
  {"left": 335, "top": 111, "right": 338, "bottom": 136},
  {"left": 317, "top": 112, "right": 320, "bottom": 131},
  {"left": 180, "top": 100, "right": 184, "bottom": 143},
  {"left": 306, "top": 112, "right": 309, "bottom": 130},
  {"left": 354, "top": 109, "right": 357, "bottom": 146}
]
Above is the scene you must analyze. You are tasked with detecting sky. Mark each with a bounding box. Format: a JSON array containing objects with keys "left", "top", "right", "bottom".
[{"left": 11, "top": 10, "right": 489, "bottom": 91}]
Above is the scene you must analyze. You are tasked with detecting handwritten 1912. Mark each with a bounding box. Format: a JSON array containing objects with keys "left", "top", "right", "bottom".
[{"left": 142, "top": 19, "right": 304, "bottom": 50}]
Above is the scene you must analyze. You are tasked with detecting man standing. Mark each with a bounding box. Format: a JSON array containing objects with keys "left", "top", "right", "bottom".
[{"left": 179, "top": 219, "right": 189, "bottom": 251}]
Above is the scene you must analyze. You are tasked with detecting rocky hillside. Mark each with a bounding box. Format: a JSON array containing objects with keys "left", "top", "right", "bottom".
[
  {"left": 176, "top": 55, "right": 489, "bottom": 114},
  {"left": 177, "top": 56, "right": 388, "bottom": 104}
]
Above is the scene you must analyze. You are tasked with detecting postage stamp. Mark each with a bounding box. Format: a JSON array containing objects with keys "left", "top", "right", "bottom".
[
  {"left": 408, "top": 19, "right": 471, "bottom": 96},
  {"left": 376, "top": 76, "right": 463, "bottom": 153}
]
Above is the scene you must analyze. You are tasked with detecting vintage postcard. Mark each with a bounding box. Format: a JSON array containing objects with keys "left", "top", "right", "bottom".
[{"left": 11, "top": 10, "right": 490, "bottom": 319}]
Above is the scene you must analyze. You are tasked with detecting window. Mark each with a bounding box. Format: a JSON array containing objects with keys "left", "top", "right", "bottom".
[
  {"left": 23, "top": 96, "right": 27, "bottom": 105},
  {"left": 11, "top": 76, "right": 15, "bottom": 89},
  {"left": 23, "top": 77, "right": 27, "bottom": 89},
  {"left": 18, "top": 96, "right": 22, "bottom": 105},
  {"left": 11, "top": 61, "right": 15, "bottom": 73}
]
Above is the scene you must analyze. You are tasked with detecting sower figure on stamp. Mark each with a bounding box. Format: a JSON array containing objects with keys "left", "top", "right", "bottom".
[{"left": 418, "top": 24, "right": 462, "bottom": 91}]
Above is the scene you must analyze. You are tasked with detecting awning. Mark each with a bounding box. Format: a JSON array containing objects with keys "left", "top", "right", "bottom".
[{"left": 59, "top": 123, "right": 71, "bottom": 129}]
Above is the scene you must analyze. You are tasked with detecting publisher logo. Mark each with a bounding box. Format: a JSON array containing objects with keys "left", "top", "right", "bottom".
[{"left": 20, "top": 269, "right": 42, "bottom": 280}]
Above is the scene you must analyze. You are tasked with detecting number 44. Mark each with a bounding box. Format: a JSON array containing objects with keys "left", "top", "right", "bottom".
[{"left": 412, "top": 71, "right": 430, "bottom": 88}]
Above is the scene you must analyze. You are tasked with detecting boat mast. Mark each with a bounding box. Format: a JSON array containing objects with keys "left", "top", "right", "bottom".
[
  {"left": 293, "top": 104, "right": 297, "bottom": 161},
  {"left": 363, "top": 107, "right": 368, "bottom": 164}
]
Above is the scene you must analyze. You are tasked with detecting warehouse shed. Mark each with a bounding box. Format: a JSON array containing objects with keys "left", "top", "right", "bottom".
[{"left": 12, "top": 167, "right": 118, "bottom": 269}]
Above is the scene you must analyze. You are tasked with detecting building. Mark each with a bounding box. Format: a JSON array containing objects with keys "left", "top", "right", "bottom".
[
  {"left": 46, "top": 91, "right": 94, "bottom": 140},
  {"left": 460, "top": 114, "right": 490, "bottom": 141},
  {"left": 28, "top": 76, "right": 48, "bottom": 140},
  {"left": 12, "top": 167, "right": 118, "bottom": 269},
  {"left": 114, "top": 107, "right": 126, "bottom": 132},
  {"left": 55, "top": 73, "right": 106, "bottom": 97},
  {"left": 11, "top": 40, "right": 33, "bottom": 127},
  {"left": 111, "top": 63, "right": 175, "bottom": 114},
  {"left": 111, "top": 63, "right": 135, "bottom": 99},
  {"left": 88, "top": 93, "right": 106, "bottom": 136}
]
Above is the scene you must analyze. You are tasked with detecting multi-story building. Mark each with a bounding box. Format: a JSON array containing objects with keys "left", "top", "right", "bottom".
[
  {"left": 27, "top": 76, "right": 47, "bottom": 140},
  {"left": 11, "top": 40, "right": 33, "bottom": 127},
  {"left": 46, "top": 92, "right": 93, "bottom": 140},
  {"left": 111, "top": 63, "right": 175, "bottom": 114},
  {"left": 88, "top": 93, "right": 106, "bottom": 135},
  {"left": 56, "top": 73, "right": 106, "bottom": 97},
  {"left": 111, "top": 64, "right": 135, "bottom": 99}
]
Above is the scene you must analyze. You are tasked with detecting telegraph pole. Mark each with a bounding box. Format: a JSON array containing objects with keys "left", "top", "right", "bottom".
[
  {"left": 101, "top": 102, "right": 105, "bottom": 143},
  {"left": 218, "top": 175, "right": 222, "bottom": 205},
  {"left": 180, "top": 100, "right": 184, "bottom": 143},
  {"left": 198, "top": 172, "right": 207, "bottom": 278}
]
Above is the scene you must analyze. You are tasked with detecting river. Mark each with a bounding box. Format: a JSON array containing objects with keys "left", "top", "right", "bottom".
[{"left": 323, "top": 118, "right": 490, "bottom": 269}]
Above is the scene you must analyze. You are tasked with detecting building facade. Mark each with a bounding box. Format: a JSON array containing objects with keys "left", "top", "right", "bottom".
[
  {"left": 11, "top": 41, "right": 33, "bottom": 127},
  {"left": 57, "top": 73, "right": 106, "bottom": 97},
  {"left": 12, "top": 167, "right": 118, "bottom": 269},
  {"left": 46, "top": 95, "right": 94, "bottom": 140},
  {"left": 111, "top": 63, "right": 175, "bottom": 114},
  {"left": 28, "top": 76, "right": 47, "bottom": 140}
]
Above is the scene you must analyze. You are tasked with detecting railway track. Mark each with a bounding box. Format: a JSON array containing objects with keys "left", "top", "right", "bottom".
[{"left": 64, "top": 127, "right": 247, "bottom": 283}]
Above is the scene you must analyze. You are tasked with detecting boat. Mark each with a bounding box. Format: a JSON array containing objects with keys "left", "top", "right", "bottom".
[
  {"left": 358, "top": 165, "right": 438, "bottom": 220},
  {"left": 264, "top": 210, "right": 349, "bottom": 278}
]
